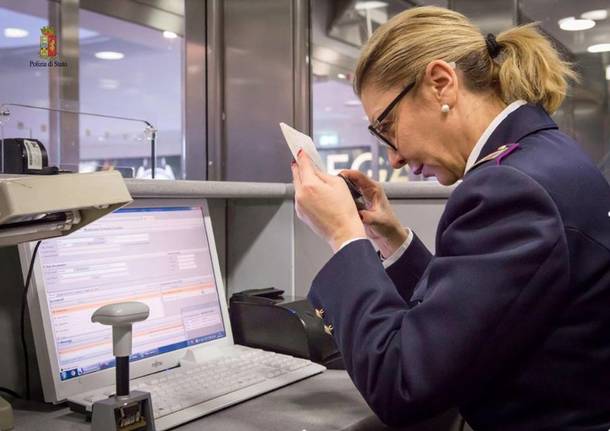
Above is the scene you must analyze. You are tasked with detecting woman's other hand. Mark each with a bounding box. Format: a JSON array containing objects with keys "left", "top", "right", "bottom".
[
  {"left": 340, "top": 169, "right": 408, "bottom": 258},
  {"left": 291, "top": 151, "right": 366, "bottom": 252}
]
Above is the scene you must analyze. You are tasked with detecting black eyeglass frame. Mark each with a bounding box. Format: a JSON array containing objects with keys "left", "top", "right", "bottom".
[{"left": 367, "top": 81, "right": 416, "bottom": 152}]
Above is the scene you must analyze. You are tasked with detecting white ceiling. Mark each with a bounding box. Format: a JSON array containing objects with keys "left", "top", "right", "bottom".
[{"left": 520, "top": 0, "right": 610, "bottom": 54}]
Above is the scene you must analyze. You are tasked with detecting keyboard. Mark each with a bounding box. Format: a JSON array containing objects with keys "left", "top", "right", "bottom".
[{"left": 69, "top": 346, "right": 325, "bottom": 430}]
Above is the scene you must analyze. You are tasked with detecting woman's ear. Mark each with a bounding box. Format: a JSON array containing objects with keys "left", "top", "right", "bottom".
[{"left": 422, "top": 60, "right": 458, "bottom": 106}]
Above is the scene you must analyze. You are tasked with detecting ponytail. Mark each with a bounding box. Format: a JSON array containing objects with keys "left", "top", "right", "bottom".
[{"left": 495, "top": 24, "right": 577, "bottom": 113}]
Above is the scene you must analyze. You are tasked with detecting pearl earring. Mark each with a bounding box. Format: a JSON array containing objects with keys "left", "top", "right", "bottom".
[{"left": 441, "top": 104, "right": 450, "bottom": 113}]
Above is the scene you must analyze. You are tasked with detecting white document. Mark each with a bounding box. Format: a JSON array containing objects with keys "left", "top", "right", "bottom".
[{"left": 279, "top": 122, "right": 326, "bottom": 173}]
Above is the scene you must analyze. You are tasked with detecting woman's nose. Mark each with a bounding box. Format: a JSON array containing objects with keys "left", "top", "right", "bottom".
[{"left": 388, "top": 149, "right": 407, "bottom": 169}]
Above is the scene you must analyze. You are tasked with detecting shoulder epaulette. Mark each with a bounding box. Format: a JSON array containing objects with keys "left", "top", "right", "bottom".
[{"left": 469, "top": 143, "right": 521, "bottom": 172}]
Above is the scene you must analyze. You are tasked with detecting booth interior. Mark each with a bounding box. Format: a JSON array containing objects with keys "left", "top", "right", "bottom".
[
  {"left": 0, "top": 179, "right": 457, "bottom": 430},
  {"left": 2, "top": 0, "right": 610, "bottom": 429},
  {"left": 0, "top": 178, "right": 452, "bottom": 383}
]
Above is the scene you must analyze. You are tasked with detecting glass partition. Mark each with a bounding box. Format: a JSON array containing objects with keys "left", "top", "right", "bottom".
[
  {"left": 312, "top": 0, "right": 610, "bottom": 184},
  {"left": 311, "top": 0, "right": 448, "bottom": 183},
  {"left": 0, "top": 0, "right": 184, "bottom": 179},
  {"left": 519, "top": 0, "right": 610, "bottom": 182},
  {"left": 78, "top": 8, "right": 184, "bottom": 179}
]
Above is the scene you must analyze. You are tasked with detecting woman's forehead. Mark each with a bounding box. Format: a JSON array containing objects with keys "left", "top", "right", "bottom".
[{"left": 361, "top": 85, "right": 402, "bottom": 121}]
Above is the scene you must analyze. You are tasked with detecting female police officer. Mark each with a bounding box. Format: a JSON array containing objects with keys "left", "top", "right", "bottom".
[{"left": 291, "top": 6, "right": 610, "bottom": 431}]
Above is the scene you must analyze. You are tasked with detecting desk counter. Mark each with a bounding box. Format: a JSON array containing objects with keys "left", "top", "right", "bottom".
[{"left": 14, "top": 370, "right": 459, "bottom": 431}]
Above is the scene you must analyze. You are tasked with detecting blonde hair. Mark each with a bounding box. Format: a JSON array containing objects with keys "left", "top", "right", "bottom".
[{"left": 353, "top": 6, "right": 577, "bottom": 113}]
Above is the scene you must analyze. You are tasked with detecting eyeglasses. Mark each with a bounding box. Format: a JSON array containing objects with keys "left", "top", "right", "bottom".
[{"left": 367, "top": 81, "right": 415, "bottom": 152}]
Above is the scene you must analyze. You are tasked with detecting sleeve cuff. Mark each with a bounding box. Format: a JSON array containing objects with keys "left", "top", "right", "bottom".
[
  {"left": 381, "top": 228, "right": 413, "bottom": 269},
  {"left": 338, "top": 236, "right": 368, "bottom": 252}
]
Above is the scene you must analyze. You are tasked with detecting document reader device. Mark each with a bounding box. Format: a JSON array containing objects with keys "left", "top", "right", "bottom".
[
  {"left": 0, "top": 171, "right": 132, "bottom": 246},
  {"left": 230, "top": 289, "right": 344, "bottom": 369}
]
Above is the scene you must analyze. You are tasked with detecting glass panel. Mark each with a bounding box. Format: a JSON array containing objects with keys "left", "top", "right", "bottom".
[
  {"left": 519, "top": 0, "right": 610, "bottom": 182},
  {"left": 0, "top": 0, "right": 50, "bottom": 170},
  {"left": 312, "top": 75, "right": 421, "bottom": 181},
  {"left": 79, "top": 9, "right": 184, "bottom": 179},
  {"left": 0, "top": 2, "right": 184, "bottom": 179},
  {"left": 312, "top": 0, "right": 444, "bottom": 182}
]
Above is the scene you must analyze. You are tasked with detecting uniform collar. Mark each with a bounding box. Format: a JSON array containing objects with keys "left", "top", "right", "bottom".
[
  {"left": 464, "top": 102, "right": 558, "bottom": 174},
  {"left": 464, "top": 100, "right": 526, "bottom": 173}
]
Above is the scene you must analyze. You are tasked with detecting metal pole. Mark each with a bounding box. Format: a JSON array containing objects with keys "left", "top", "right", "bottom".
[
  {"left": 293, "top": 0, "right": 312, "bottom": 136},
  {"left": 0, "top": 103, "right": 157, "bottom": 176},
  {"left": 115, "top": 356, "right": 130, "bottom": 397},
  {"left": 184, "top": 0, "right": 209, "bottom": 180},
  {"left": 150, "top": 127, "right": 157, "bottom": 179},
  {"left": 206, "top": 0, "right": 226, "bottom": 181}
]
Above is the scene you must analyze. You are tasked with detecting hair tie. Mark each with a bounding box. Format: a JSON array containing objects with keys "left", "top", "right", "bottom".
[{"left": 485, "top": 33, "right": 501, "bottom": 59}]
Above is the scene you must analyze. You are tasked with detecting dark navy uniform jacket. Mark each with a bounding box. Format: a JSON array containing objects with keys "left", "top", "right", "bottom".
[{"left": 308, "top": 104, "right": 610, "bottom": 430}]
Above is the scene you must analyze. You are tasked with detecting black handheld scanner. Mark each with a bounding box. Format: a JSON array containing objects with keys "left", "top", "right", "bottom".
[{"left": 337, "top": 173, "right": 367, "bottom": 211}]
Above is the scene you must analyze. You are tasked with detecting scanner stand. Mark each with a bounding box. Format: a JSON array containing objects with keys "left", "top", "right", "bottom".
[
  {"left": 90, "top": 302, "right": 155, "bottom": 431},
  {"left": 91, "top": 391, "right": 154, "bottom": 431}
]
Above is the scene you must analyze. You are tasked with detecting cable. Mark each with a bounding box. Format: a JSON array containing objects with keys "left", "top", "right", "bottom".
[
  {"left": 0, "top": 387, "right": 20, "bottom": 399},
  {"left": 20, "top": 240, "right": 42, "bottom": 400},
  {"left": 0, "top": 387, "right": 19, "bottom": 399}
]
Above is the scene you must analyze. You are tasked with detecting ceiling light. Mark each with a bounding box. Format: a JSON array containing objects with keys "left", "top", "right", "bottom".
[
  {"left": 587, "top": 43, "right": 610, "bottom": 53},
  {"left": 606, "top": 65, "right": 610, "bottom": 81},
  {"left": 337, "top": 73, "right": 347, "bottom": 79},
  {"left": 355, "top": 1, "right": 388, "bottom": 10},
  {"left": 344, "top": 100, "right": 362, "bottom": 107},
  {"left": 3, "top": 27, "right": 29, "bottom": 38},
  {"left": 581, "top": 9, "right": 608, "bottom": 21},
  {"left": 319, "top": 134, "right": 338, "bottom": 146},
  {"left": 558, "top": 17, "right": 595, "bottom": 31},
  {"left": 95, "top": 51, "right": 124, "bottom": 60},
  {"left": 99, "top": 78, "right": 119, "bottom": 90},
  {"left": 163, "top": 31, "right": 178, "bottom": 39}
]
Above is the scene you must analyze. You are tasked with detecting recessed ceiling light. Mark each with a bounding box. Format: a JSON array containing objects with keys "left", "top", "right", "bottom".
[
  {"left": 558, "top": 17, "right": 595, "bottom": 31},
  {"left": 95, "top": 51, "right": 124, "bottom": 60},
  {"left": 163, "top": 31, "right": 178, "bottom": 39},
  {"left": 581, "top": 9, "right": 608, "bottom": 21},
  {"left": 4, "top": 27, "right": 29, "bottom": 38},
  {"left": 587, "top": 43, "right": 610, "bottom": 53},
  {"left": 355, "top": 1, "right": 388, "bottom": 10}
]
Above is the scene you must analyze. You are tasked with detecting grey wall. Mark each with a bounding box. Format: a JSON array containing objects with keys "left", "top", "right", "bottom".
[
  {"left": 293, "top": 198, "right": 447, "bottom": 297},
  {"left": 223, "top": 0, "right": 297, "bottom": 182},
  {"left": 224, "top": 196, "right": 449, "bottom": 299},
  {"left": 208, "top": 198, "right": 228, "bottom": 286},
  {"left": 0, "top": 246, "right": 27, "bottom": 392},
  {"left": 226, "top": 199, "right": 295, "bottom": 297},
  {"left": 451, "top": 0, "right": 515, "bottom": 33}
]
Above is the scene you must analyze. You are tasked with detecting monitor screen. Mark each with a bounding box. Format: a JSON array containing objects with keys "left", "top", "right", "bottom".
[{"left": 35, "top": 206, "right": 226, "bottom": 382}]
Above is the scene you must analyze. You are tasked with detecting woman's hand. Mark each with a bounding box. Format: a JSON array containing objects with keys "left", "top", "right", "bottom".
[
  {"left": 291, "top": 151, "right": 366, "bottom": 252},
  {"left": 340, "top": 169, "right": 407, "bottom": 258}
]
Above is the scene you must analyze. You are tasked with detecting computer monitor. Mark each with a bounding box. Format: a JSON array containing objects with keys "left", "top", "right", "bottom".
[{"left": 19, "top": 199, "right": 234, "bottom": 403}]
